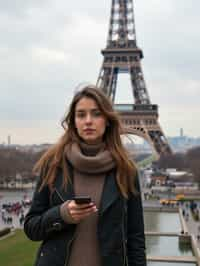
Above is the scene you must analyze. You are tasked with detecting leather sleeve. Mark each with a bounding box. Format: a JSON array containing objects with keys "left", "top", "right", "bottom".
[
  {"left": 24, "top": 175, "right": 72, "bottom": 241},
  {"left": 127, "top": 172, "right": 147, "bottom": 266}
]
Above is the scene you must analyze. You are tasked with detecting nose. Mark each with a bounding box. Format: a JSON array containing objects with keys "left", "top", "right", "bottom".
[{"left": 85, "top": 114, "right": 92, "bottom": 124}]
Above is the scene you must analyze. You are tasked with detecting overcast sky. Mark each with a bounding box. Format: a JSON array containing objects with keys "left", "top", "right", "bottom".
[{"left": 0, "top": 0, "right": 199, "bottom": 145}]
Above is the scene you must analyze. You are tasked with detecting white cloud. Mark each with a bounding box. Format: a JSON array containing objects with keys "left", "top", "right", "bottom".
[
  {"left": 0, "top": 0, "right": 199, "bottom": 144},
  {"left": 31, "top": 47, "right": 68, "bottom": 63}
]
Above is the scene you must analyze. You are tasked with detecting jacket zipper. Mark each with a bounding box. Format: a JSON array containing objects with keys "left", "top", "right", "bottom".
[
  {"left": 54, "top": 188, "right": 76, "bottom": 266},
  {"left": 54, "top": 188, "right": 65, "bottom": 203},
  {"left": 122, "top": 199, "right": 128, "bottom": 266},
  {"left": 64, "top": 233, "right": 76, "bottom": 266},
  {"left": 122, "top": 223, "right": 128, "bottom": 266}
]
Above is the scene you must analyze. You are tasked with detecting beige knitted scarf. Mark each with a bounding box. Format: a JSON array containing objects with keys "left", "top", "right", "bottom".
[{"left": 65, "top": 142, "right": 116, "bottom": 174}]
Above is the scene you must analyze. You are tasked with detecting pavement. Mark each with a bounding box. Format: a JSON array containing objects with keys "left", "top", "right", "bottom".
[{"left": 180, "top": 201, "right": 200, "bottom": 249}]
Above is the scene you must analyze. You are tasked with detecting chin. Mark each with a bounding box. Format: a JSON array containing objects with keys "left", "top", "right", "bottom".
[
  {"left": 83, "top": 137, "right": 100, "bottom": 144},
  {"left": 84, "top": 139, "right": 96, "bottom": 144}
]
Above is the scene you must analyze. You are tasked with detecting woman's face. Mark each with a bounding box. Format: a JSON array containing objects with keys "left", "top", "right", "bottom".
[{"left": 74, "top": 97, "right": 107, "bottom": 144}]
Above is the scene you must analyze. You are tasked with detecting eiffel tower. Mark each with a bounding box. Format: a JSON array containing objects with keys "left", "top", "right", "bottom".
[{"left": 96, "top": 0, "right": 172, "bottom": 157}]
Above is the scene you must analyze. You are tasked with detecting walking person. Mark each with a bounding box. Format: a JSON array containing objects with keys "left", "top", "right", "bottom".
[{"left": 24, "top": 86, "right": 146, "bottom": 266}]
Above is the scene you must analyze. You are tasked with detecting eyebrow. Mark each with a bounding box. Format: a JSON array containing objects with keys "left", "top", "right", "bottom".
[{"left": 75, "top": 108, "right": 100, "bottom": 112}]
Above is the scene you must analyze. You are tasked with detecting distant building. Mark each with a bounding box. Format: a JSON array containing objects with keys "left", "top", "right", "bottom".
[
  {"left": 132, "top": 135, "right": 200, "bottom": 154},
  {"left": 8, "top": 135, "right": 11, "bottom": 145},
  {"left": 16, "top": 143, "right": 52, "bottom": 153},
  {"left": 147, "top": 166, "right": 199, "bottom": 194},
  {"left": 151, "top": 174, "right": 168, "bottom": 186},
  {"left": 180, "top": 128, "right": 184, "bottom": 138},
  {"left": 168, "top": 136, "right": 200, "bottom": 153},
  {"left": 166, "top": 168, "right": 194, "bottom": 181}
]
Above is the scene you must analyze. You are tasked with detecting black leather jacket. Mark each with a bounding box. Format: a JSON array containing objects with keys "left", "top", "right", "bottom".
[{"left": 24, "top": 165, "right": 146, "bottom": 266}]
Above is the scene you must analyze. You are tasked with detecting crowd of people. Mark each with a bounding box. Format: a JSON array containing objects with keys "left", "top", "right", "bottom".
[
  {"left": 0, "top": 195, "right": 31, "bottom": 228},
  {"left": 181, "top": 201, "right": 200, "bottom": 242}
]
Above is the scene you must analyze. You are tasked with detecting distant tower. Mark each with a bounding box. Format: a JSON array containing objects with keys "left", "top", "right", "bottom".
[
  {"left": 96, "top": 0, "right": 172, "bottom": 157},
  {"left": 180, "top": 128, "right": 183, "bottom": 138},
  {"left": 8, "top": 135, "right": 11, "bottom": 146}
]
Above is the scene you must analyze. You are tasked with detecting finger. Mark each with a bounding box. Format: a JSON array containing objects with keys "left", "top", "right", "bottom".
[
  {"left": 71, "top": 203, "right": 95, "bottom": 212},
  {"left": 74, "top": 202, "right": 95, "bottom": 210},
  {"left": 73, "top": 208, "right": 98, "bottom": 221},
  {"left": 71, "top": 206, "right": 97, "bottom": 216}
]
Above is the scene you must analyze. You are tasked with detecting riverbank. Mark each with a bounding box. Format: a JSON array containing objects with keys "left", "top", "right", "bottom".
[{"left": 0, "top": 182, "right": 36, "bottom": 190}]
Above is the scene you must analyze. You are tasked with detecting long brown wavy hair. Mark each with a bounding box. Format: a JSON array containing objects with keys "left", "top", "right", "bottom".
[{"left": 34, "top": 85, "right": 137, "bottom": 198}]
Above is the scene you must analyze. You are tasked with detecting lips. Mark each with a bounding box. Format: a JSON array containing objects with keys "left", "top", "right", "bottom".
[
  {"left": 84, "top": 129, "right": 95, "bottom": 133},
  {"left": 84, "top": 129, "right": 94, "bottom": 131}
]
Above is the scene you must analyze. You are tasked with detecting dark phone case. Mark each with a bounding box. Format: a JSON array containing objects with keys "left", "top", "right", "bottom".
[{"left": 73, "top": 196, "right": 92, "bottom": 204}]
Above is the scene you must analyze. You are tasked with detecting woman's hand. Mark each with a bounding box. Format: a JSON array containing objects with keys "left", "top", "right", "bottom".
[
  {"left": 61, "top": 200, "right": 98, "bottom": 224},
  {"left": 68, "top": 201, "right": 98, "bottom": 223}
]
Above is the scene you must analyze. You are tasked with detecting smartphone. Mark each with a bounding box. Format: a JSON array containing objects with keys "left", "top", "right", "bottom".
[{"left": 73, "top": 196, "right": 92, "bottom": 204}]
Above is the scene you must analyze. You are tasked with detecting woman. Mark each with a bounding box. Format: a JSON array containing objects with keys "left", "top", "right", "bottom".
[{"left": 24, "top": 85, "right": 146, "bottom": 266}]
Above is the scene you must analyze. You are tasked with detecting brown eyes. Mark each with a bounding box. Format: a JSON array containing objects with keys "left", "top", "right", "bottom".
[
  {"left": 93, "top": 111, "right": 102, "bottom": 117},
  {"left": 76, "top": 110, "right": 102, "bottom": 118}
]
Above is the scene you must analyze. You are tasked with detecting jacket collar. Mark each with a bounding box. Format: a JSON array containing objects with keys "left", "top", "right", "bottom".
[
  {"left": 53, "top": 164, "right": 75, "bottom": 202},
  {"left": 54, "top": 163, "right": 120, "bottom": 215},
  {"left": 99, "top": 170, "right": 120, "bottom": 216}
]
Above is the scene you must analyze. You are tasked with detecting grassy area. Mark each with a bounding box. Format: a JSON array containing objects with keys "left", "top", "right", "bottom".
[
  {"left": 138, "top": 154, "right": 156, "bottom": 168},
  {"left": 0, "top": 229, "right": 40, "bottom": 266}
]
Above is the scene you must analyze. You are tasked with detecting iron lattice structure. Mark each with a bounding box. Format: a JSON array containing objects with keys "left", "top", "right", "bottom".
[{"left": 97, "top": 0, "right": 172, "bottom": 157}]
